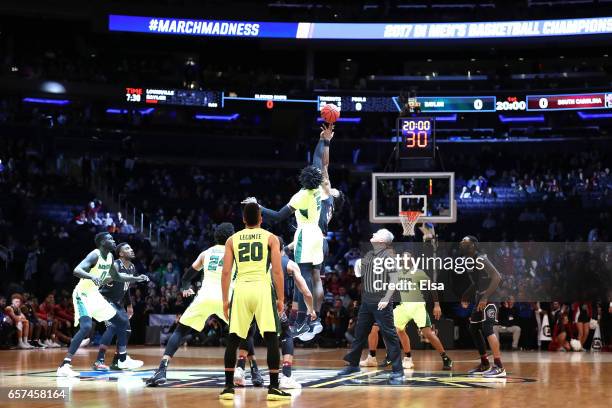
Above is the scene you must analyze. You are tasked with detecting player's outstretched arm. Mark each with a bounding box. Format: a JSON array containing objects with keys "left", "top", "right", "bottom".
[
  {"left": 179, "top": 253, "right": 205, "bottom": 291},
  {"left": 260, "top": 204, "right": 295, "bottom": 223},
  {"left": 313, "top": 124, "right": 333, "bottom": 192},
  {"left": 73, "top": 250, "right": 101, "bottom": 285},
  {"left": 221, "top": 238, "right": 235, "bottom": 320},
  {"left": 288, "top": 261, "right": 315, "bottom": 319},
  {"left": 109, "top": 260, "right": 148, "bottom": 283},
  {"left": 269, "top": 235, "right": 285, "bottom": 315}
]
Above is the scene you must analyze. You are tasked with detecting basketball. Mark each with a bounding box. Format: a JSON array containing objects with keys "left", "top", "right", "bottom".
[{"left": 321, "top": 103, "right": 340, "bottom": 123}]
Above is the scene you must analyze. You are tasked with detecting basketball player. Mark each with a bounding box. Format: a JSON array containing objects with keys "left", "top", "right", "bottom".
[
  {"left": 460, "top": 236, "right": 506, "bottom": 377},
  {"left": 57, "top": 232, "right": 149, "bottom": 377},
  {"left": 246, "top": 165, "right": 323, "bottom": 340},
  {"left": 146, "top": 223, "right": 235, "bottom": 386},
  {"left": 92, "top": 242, "right": 143, "bottom": 371},
  {"left": 235, "top": 237, "right": 316, "bottom": 389},
  {"left": 278, "top": 237, "right": 317, "bottom": 388},
  {"left": 296, "top": 123, "right": 346, "bottom": 341},
  {"left": 391, "top": 254, "right": 453, "bottom": 370},
  {"left": 219, "top": 203, "right": 291, "bottom": 400}
]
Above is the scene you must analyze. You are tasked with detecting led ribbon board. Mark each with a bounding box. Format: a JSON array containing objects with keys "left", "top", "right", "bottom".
[{"left": 109, "top": 15, "right": 612, "bottom": 40}]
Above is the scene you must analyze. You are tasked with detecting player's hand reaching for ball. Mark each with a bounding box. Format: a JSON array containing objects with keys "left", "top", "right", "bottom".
[
  {"left": 182, "top": 288, "right": 195, "bottom": 298},
  {"left": 320, "top": 123, "right": 334, "bottom": 140}
]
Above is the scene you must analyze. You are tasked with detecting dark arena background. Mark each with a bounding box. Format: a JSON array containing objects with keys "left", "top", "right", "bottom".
[{"left": 1, "top": 1, "right": 612, "bottom": 407}]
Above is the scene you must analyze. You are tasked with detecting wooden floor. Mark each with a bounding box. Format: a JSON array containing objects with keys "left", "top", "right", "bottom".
[{"left": 1, "top": 346, "right": 611, "bottom": 408}]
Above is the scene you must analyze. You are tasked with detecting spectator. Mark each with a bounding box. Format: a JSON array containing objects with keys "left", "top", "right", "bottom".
[
  {"left": 162, "top": 262, "right": 180, "bottom": 287},
  {"left": 4, "top": 294, "right": 33, "bottom": 349},
  {"left": 324, "top": 298, "right": 349, "bottom": 346},
  {"left": 494, "top": 297, "right": 522, "bottom": 350}
]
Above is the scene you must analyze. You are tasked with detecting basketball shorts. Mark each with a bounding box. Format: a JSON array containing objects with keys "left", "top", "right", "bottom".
[
  {"left": 393, "top": 302, "right": 431, "bottom": 329},
  {"left": 180, "top": 293, "right": 226, "bottom": 332},
  {"left": 293, "top": 224, "right": 324, "bottom": 265},
  {"left": 314, "top": 239, "right": 329, "bottom": 270},
  {"left": 229, "top": 280, "right": 280, "bottom": 339},
  {"left": 470, "top": 303, "right": 497, "bottom": 324},
  {"left": 73, "top": 289, "right": 117, "bottom": 326},
  {"left": 103, "top": 301, "right": 130, "bottom": 329}
]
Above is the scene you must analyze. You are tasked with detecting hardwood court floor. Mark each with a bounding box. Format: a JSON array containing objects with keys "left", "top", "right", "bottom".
[{"left": 1, "top": 347, "right": 611, "bottom": 408}]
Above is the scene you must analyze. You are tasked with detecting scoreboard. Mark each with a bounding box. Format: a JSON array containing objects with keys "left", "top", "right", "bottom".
[
  {"left": 527, "top": 93, "right": 612, "bottom": 111},
  {"left": 398, "top": 117, "right": 435, "bottom": 159},
  {"left": 415, "top": 96, "right": 496, "bottom": 112},
  {"left": 318, "top": 95, "right": 396, "bottom": 112},
  {"left": 119, "top": 87, "right": 612, "bottom": 114},
  {"left": 125, "top": 87, "right": 223, "bottom": 108}
]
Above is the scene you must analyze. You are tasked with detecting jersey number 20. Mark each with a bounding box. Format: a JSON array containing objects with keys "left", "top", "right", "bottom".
[{"left": 238, "top": 242, "right": 263, "bottom": 262}]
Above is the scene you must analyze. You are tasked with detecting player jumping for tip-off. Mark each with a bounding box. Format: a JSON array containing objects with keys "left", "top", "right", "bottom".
[{"left": 242, "top": 164, "right": 323, "bottom": 338}]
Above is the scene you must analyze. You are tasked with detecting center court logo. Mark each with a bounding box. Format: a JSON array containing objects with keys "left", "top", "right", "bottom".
[{"left": 32, "top": 368, "right": 535, "bottom": 389}]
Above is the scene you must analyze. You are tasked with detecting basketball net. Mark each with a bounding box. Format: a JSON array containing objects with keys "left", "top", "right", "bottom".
[{"left": 399, "top": 211, "right": 422, "bottom": 236}]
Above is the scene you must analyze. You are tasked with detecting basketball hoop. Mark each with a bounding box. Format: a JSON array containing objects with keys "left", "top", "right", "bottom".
[{"left": 399, "top": 210, "right": 422, "bottom": 236}]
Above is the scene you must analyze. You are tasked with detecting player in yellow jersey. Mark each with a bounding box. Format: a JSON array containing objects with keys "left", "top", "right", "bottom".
[
  {"left": 57, "top": 232, "right": 149, "bottom": 377},
  {"left": 146, "top": 223, "right": 235, "bottom": 387},
  {"left": 219, "top": 203, "right": 291, "bottom": 401},
  {"left": 244, "top": 164, "right": 324, "bottom": 339}
]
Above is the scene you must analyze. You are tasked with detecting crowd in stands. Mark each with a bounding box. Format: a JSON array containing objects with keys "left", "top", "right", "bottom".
[{"left": 1, "top": 130, "right": 611, "bottom": 352}]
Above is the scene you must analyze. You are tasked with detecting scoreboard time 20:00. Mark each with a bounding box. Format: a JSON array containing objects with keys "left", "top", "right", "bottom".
[{"left": 398, "top": 118, "right": 435, "bottom": 159}]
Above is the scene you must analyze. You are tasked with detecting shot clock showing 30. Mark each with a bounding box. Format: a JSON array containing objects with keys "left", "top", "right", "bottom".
[{"left": 398, "top": 117, "right": 435, "bottom": 159}]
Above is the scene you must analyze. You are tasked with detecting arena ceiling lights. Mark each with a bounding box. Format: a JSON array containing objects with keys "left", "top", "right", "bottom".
[{"left": 109, "top": 14, "right": 612, "bottom": 40}]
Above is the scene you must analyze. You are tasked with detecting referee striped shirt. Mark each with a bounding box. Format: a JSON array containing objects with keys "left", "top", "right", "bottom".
[{"left": 360, "top": 246, "right": 398, "bottom": 304}]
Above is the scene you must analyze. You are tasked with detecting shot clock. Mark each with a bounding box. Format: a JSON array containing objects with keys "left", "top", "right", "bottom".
[{"left": 398, "top": 117, "right": 435, "bottom": 159}]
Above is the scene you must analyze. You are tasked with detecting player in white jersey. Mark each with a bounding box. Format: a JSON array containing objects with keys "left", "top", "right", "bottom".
[
  {"left": 146, "top": 223, "right": 235, "bottom": 386},
  {"left": 57, "top": 232, "right": 149, "bottom": 377}
]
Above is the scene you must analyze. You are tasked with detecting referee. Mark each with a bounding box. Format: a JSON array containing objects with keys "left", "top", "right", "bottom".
[{"left": 338, "top": 229, "right": 404, "bottom": 383}]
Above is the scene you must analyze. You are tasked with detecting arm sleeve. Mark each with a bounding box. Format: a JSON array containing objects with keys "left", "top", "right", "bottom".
[
  {"left": 180, "top": 266, "right": 202, "bottom": 291},
  {"left": 260, "top": 204, "right": 295, "bottom": 224}
]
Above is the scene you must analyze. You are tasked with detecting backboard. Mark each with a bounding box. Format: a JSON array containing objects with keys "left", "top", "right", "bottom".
[{"left": 369, "top": 172, "right": 456, "bottom": 224}]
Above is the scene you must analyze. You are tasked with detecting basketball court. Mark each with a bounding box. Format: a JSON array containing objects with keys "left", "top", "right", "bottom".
[{"left": 2, "top": 347, "right": 611, "bottom": 407}]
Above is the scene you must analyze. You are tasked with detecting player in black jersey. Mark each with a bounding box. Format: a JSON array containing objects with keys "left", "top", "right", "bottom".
[
  {"left": 460, "top": 236, "right": 506, "bottom": 378},
  {"left": 93, "top": 243, "right": 144, "bottom": 371}
]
